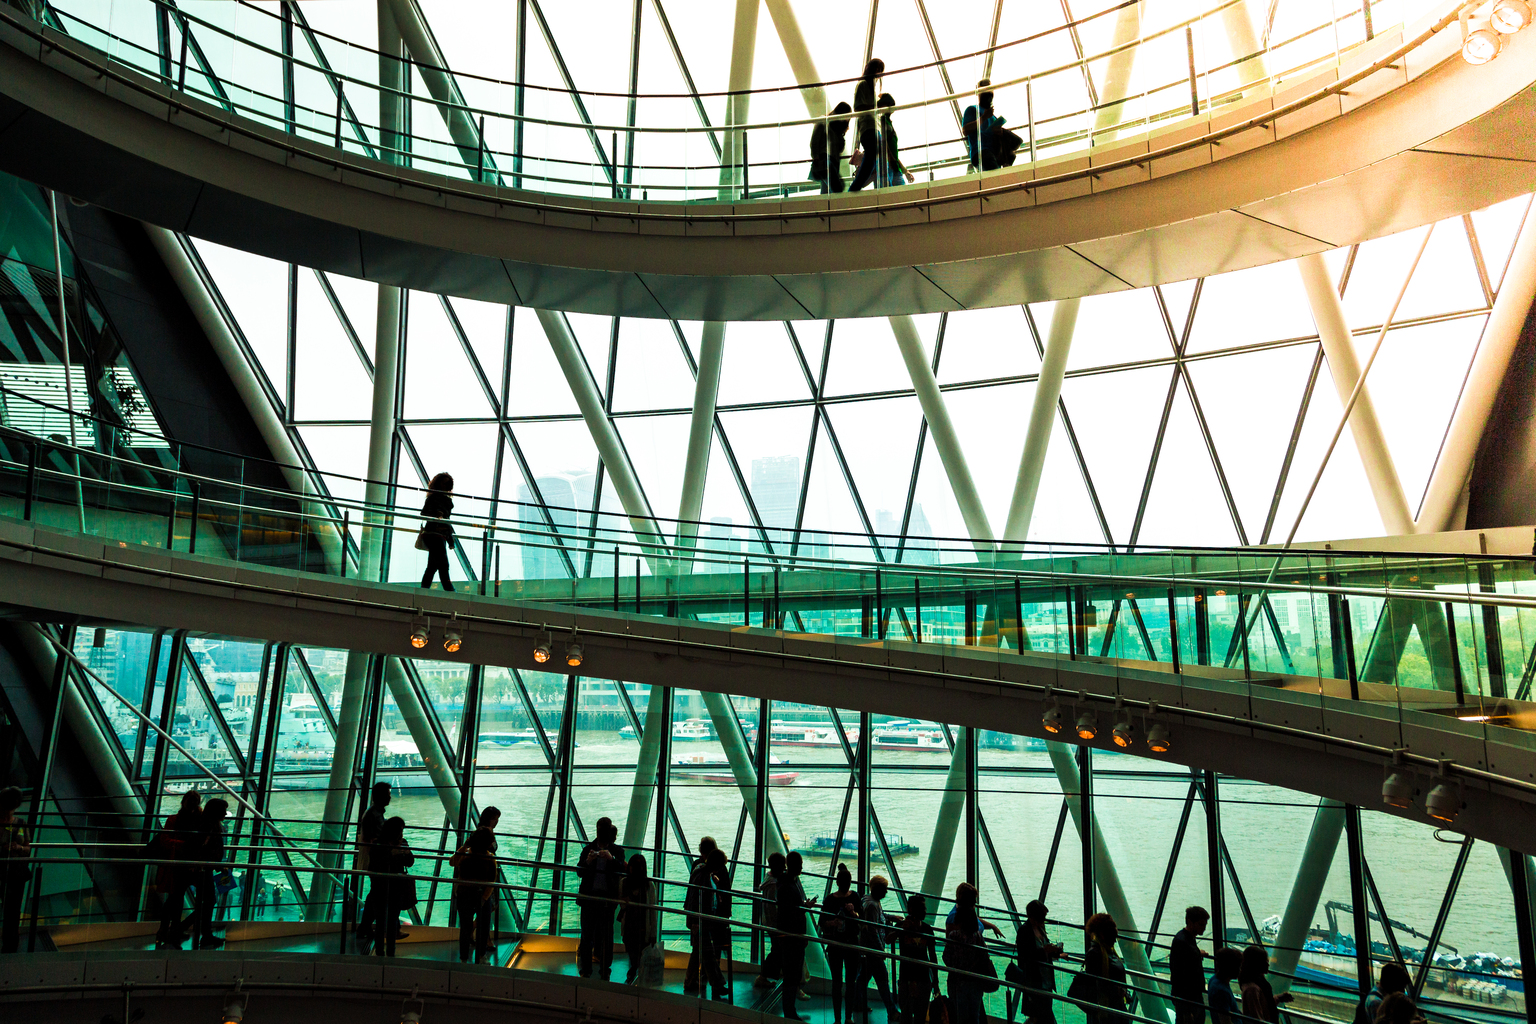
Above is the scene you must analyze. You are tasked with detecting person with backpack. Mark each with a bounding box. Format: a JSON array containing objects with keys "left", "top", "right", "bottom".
[
  {"left": 898, "top": 895, "right": 938, "bottom": 1024},
  {"left": 778, "top": 852, "right": 817, "bottom": 1021},
  {"left": 451, "top": 827, "right": 498, "bottom": 963},
  {"left": 854, "top": 874, "right": 899, "bottom": 1020},
  {"left": 188, "top": 798, "right": 229, "bottom": 950},
  {"left": 876, "top": 96, "right": 914, "bottom": 188},
  {"left": 576, "top": 817, "right": 625, "bottom": 980},
  {"left": 945, "top": 883, "right": 1003, "bottom": 1024},
  {"left": 755, "top": 852, "right": 785, "bottom": 989},
  {"left": 154, "top": 790, "right": 201, "bottom": 947},
  {"left": 618, "top": 854, "right": 658, "bottom": 985},
  {"left": 823, "top": 863, "right": 863, "bottom": 1023}
]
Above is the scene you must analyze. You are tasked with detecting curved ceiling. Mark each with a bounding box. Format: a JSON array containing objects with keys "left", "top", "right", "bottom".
[{"left": 0, "top": 7, "right": 1534, "bottom": 317}]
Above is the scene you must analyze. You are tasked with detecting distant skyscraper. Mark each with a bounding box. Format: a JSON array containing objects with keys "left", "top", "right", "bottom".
[
  {"left": 751, "top": 455, "right": 800, "bottom": 533},
  {"left": 872, "top": 505, "right": 937, "bottom": 564},
  {"left": 519, "top": 470, "right": 596, "bottom": 578}
]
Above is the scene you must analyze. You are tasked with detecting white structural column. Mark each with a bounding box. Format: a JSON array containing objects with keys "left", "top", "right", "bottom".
[
  {"left": 676, "top": 322, "right": 725, "bottom": 560},
  {"left": 1220, "top": 1, "right": 1268, "bottom": 87},
  {"left": 1270, "top": 800, "right": 1345, "bottom": 993},
  {"left": 536, "top": 309, "right": 667, "bottom": 561},
  {"left": 1047, "top": 742, "right": 1170, "bottom": 1021},
  {"left": 762, "top": 0, "right": 826, "bottom": 116},
  {"left": 1418, "top": 210, "right": 1536, "bottom": 532},
  {"left": 719, "top": 0, "right": 759, "bottom": 197},
  {"left": 381, "top": 0, "right": 488, "bottom": 173},
  {"left": 1297, "top": 254, "right": 1414, "bottom": 536},
  {"left": 361, "top": 287, "right": 403, "bottom": 578},
  {"left": 622, "top": 684, "right": 669, "bottom": 849},
  {"left": 1004, "top": 299, "right": 1079, "bottom": 543},
  {"left": 889, "top": 315, "right": 995, "bottom": 553},
  {"left": 918, "top": 728, "right": 969, "bottom": 907},
  {"left": 1093, "top": 2, "right": 1144, "bottom": 137}
]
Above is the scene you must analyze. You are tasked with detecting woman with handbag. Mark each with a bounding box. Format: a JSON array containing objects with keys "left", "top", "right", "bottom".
[
  {"left": 945, "top": 883, "right": 1003, "bottom": 1024},
  {"left": 1078, "top": 914, "right": 1128, "bottom": 1024},
  {"left": 618, "top": 854, "right": 659, "bottom": 985},
  {"left": 1014, "top": 900, "right": 1064, "bottom": 1024},
  {"left": 418, "top": 473, "right": 455, "bottom": 591}
]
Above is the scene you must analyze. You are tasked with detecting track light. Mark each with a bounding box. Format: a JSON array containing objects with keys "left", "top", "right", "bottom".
[
  {"left": 443, "top": 616, "right": 464, "bottom": 654},
  {"left": 1463, "top": 22, "right": 1503, "bottom": 63},
  {"left": 409, "top": 615, "right": 430, "bottom": 650},
  {"left": 221, "top": 983, "right": 248, "bottom": 1024},
  {"left": 1075, "top": 711, "right": 1098, "bottom": 741},
  {"left": 1425, "top": 763, "right": 1462, "bottom": 823},
  {"left": 565, "top": 630, "right": 584, "bottom": 668},
  {"left": 533, "top": 628, "right": 553, "bottom": 664},
  {"left": 1042, "top": 701, "right": 1063, "bottom": 734},
  {"left": 1111, "top": 709, "right": 1135, "bottom": 749},
  {"left": 1382, "top": 750, "right": 1414, "bottom": 809},
  {"left": 1492, "top": 0, "right": 1531, "bottom": 32},
  {"left": 400, "top": 988, "right": 424, "bottom": 1024}
]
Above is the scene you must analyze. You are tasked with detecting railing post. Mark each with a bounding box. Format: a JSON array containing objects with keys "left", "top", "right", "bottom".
[
  {"left": 964, "top": 591, "right": 977, "bottom": 646},
  {"left": 1186, "top": 25, "right": 1200, "bottom": 117},
  {"left": 914, "top": 578, "right": 923, "bottom": 643},
  {"left": 774, "top": 567, "right": 781, "bottom": 631},
  {"left": 743, "top": 558, "right": 750, "bottom": 626},
  {"left": 334, "top": 82, "right": 344, "bottom": 150},
  {"left": 741, "top": 131, "right": 750, "bottom": 200},
  {"left": 1478, "top": 563, "right": 1508, "bottom": 698},
  {"left": 874, "top": 569, "right": 883, "bottom": 641},
  {"left": 478, "top": 115, "right": 487, "bottom": 183},
  {"left": 636, "top": 557, "right": 642, "bottom": 614},
  {"left": 176, "top": 17, "right": 189, "bottom": 93},
  {"left": 1194, "top": 589, "right": 1211, "bottom": 666},
  {"left": 166, "top": 493, "right": 178, "bottom": 551},
  {"left": 1014, "top": 578, "right": 1026, "bottom": 653},
  {"left": 1167, "top": 588, "right": 1182, "bottom": 674},
  {"left": 613, "top": 546, "right": 620, "bottom": 611},
  {"left": 188, "top": 480, "right": 200, "bottom": 554},
  {"left": 1444, "top": 602, "right": 1467, "bottom": 706},
  {"left": 341, "top": 511, "right": 350, "bottom": 577},
  {"left": 22, "top": 442, "right": 37, "bottom": 521},
  {"left": 611, "top": 131, "right": 619, "bottom": 199},
  {"left": 1025, "top": 78, "right": 1036, "bottom": 163},
  {"left": 1341, "top": 597, "right": 1361, "bottom": 701}
]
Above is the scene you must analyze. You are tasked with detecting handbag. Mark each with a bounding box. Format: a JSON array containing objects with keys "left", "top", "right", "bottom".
[
  {"left": 637, "top": 944, "right": 665, "bottom": 988},
  {"left": 1067, "top": 970, "right": 1098, "bottom": 1006},
  {"left": 970, "top": 945, "right": 1001, "bottom": 993},
  {"left": 414, "top": 526, "right": 429, "bottom": 551}
]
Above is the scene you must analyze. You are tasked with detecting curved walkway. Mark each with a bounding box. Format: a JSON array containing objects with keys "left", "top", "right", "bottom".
[
  {"left": 3, "top": 514, "right": 1532, "bottom": 852},
  {"left": 1, "top": 6, "right": 1534, "bottom": 317}
]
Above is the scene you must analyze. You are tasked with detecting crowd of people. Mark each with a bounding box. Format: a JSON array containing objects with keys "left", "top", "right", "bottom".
[
  {"left": 807, "top": 63, "right": 1025, "bottom": 195},
  {"left": 126, "top": 788, "right": 1433, "bottom": 1024}
]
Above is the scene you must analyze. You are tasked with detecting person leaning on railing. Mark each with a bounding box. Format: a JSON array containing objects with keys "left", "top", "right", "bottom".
[{"left": 0, "top": 787, "right": 31, "bottom": 954}]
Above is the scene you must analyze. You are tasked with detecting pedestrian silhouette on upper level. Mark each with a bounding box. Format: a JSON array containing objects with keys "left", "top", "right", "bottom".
[
  {"left": 849, "top": 59, "right": 886, "bottom": 192},
  {"left": 811, "top": 102, "right": 853, "bottom": 193},
  {"left": 418, "top": 472, "right": 455, "bottom": 591}
]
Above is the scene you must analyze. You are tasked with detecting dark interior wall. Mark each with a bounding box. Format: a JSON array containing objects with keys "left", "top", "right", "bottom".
[
  {"left": 58, "top": 202, "right": 286, "bottom": 486},
  {"left": 1467, "top": 296, "right": 1536, "bottom": 529}
]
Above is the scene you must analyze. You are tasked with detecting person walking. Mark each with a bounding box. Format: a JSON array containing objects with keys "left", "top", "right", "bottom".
[
  {"left": 1170, "top": 906, "right": 1211, "bottom": 1024},
  {"left": 823, "top": 863, "right": 862, "bottom": 1023},
  {"left": 961, "top": 80, "right": 1021, "bottom": 171},
  {"left": 685, "top": 836, "right": 722, "bottom": 995},
  {"left": 898, "top": 895, "right": 938, "bottom": 1024},
  {"left": 576, "top": 817, "right": 625, "bottom": 980},
  {"left": 370, "top": 816, "right": 415, "bottom": 957},
  {"left": 705, "top": 848, "right": 734, "bottom": 998},
  {"left": 854, "top": 874, "right": 899, "bottom": 1020},
  {"left": 1239, "top": 945, "right": 1284, "bottom": 1023},
  {"left": 810, "top": 102, "right": 853, "bottom": 193},
  {"left": 189, "top": 798, "right": 229, "bottom": 949},
  {"left": 452, "top": 827, "right": 497, "bottom": 964},
  {"left": 619, "top": 854, "right": 658, "bottom": 984},
  {"left": 0, "top": 787, "right": 31, "bottom": 954},
  {"left": 154, "top": 790, "right": 201, "bottom": 947},
  {"left": 1206, "top": 947, "right": 1242, "bottom": 1024},
  {"left": 356, "top": 782, "right": 394, "bottom": 951},
  {"left": 418, "top": 472, "right": 456, "bottom": 591},
  {"left": 755, "top": 852, "right": 785, "bottom": 989},
  {"left": 876, "top": 96, "right": 914, "bottom": 187},
  {"left": 1016, "top": 900, "right": 1063, "bottom": 1024},
  {"left": 848, "top": 59, "right": 886, "bottom": 192},
  {"left": 946, "top": 882, "right": 1003, "bottom": 1024},
  {"left": 1083, "top": 913, "right": 1128, "bottom": 1024},
  {"left": 777, "top": 852, "right": 817, "bottom": 1021}
]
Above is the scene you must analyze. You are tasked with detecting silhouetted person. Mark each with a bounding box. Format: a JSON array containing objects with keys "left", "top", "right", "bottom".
[
  {"left": 962, "top": 79, "right": 1022, "bottom": 170},
  {"left": 619, "top": 853, "right": 658, "bottom": 984},
  {"left": 189, "top": 798, "right": 228, "bottom": 949},
  {"left": 576, "top": 817, "right": 624, "bottom": 980},
  {"left": 1239, "top": 944, "right": 1285, "bottom": 1023},
  {"left": 876, "top": 95, "right": 914, "bottom": 187},
  {"left": 0, "top": 787, "right": 30, "bottom": 953},
  {"left": 755, "top": 852, "right": 785, "bottom": 989},
  {"left": 854, "top": 874, "right": 898, "bottom": 1019},
  {"left": 810, "top": 102, "right": 853, "bottom": 193},
  {"left": 1375, "top": 992, "right": 1425, "bottom": 1024},
  {"left": 823, "top": 862, "right": 861, "bottom": 1023},
  {"left": 370, "top": 816, "right": 415, "bottom": 957},
  {"left": 452, "top": 827, "right": 497, "bottom": 963},
  {"left": 899, "top": 895, "right": 937, "bottom": 1024},
  {"left": 1016, "top": 899, "right": 1064, "bottom": 1024},
  {"left": 1361, "top": 962, "right": 1412, "bottom": 1024},
  {"left": 155, "top": 790, "right": 201, "bottom": 946},
  {"left": 419, "top": 472, "right": 455, "bottom": 590},
  {"left": 1207, "top": 947, "right": 1242, "bottom": 1024},
  {"left": 1170, "top": 906, "right": 1211, "bottom": 1024},
  {"left": 778, "top": 851, "right": 816, "bottom": 1021},
  {"left": 946, "top": 882, "right": 1002, "bottom": 1024},
  {"left": 355, "top": 782, "right": 392, "bottom": 949},
  {"left": 849, "top": 59, "right": 885, "bottom": 192},
  {"left": 1084, "top": 912, "right": 1127, "bottom": 1024},
  {"left": 685, "top": 836, "right": 721, "bottom": 993}
]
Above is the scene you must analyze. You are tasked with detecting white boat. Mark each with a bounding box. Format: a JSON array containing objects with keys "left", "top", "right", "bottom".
[
  {"left": 871, "top": 720, "right": 947, "bottom": 751},
  {"left": 768, "top": 720, "right": 856, "bottom": 748},
  {"left": 672, "top": 753, "right": 798, "bottom": 785},
  {"left": 618, "top": 719, "right": 713, "bottom": 742}
]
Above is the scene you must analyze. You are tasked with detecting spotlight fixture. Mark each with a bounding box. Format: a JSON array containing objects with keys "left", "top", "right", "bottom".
[
  {"left": 1425, "top": 763, "right": 1462, "bottom": 823},
  {"left": 221, "top": 983, "right": 248, "bottom": 1024},
  {"left": 1041, "top": 690, "right": 1064, "bottom": 734},
  {"left": 399, "top": 988, "right": 424, "bottom": 1024},
  {"left": 1075, "top": 711, "right": 1098, "bottom": 741},
  {"left": 409, "top": 614, "right": 430, "bottom": 650},
  {"left": 1382, "top": 749, "right": 1415, "bottom": 809},
  {"left": 1144, "top": 705, "right": 1171, "bottom": 753},
  {"left": 1111, "top": 708, "right": 1135, "bottom": 749},
  {"left": 533, "top": 627, "right": 553, "bottom": 664},
  {"left": 443, "top": 616, "right": 464, "bottom": 654},
  {"left": 1462, "top": 6, "right": 1504, "bottom": 65},
  {"left": 565, "top": 630, "right": 584, "bottom": 668},
  {"left": 1492, "top": 0, "right": 1532, "bottom": 33}
]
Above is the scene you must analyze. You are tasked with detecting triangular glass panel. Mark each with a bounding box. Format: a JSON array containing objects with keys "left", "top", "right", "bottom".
[
  {"left": 1393, "top": 218, "right": 1486, "bottom": 322},
  {"left": 1029, "top": 415, "right": 1110, "bottom": 546},
  {"left": 788, "top": 320, "right": 829, "bottom": 384},
  {"left": 567, "top": 312, "right": 614, "bottom": 391},
  {"left": 823, "top": 395, "right": 923, "bottom": 560},
  {"left": 615, "top": 412, "right": 693, "bottom": 522},
  {"left": 505, "top": 420, "right": 600, "bottom": 575},
  {"left": 823, "top": 316, "right": 927, "bottom": 397},
  {"left": 164, "top": 653, "right": 241, "bottom": 778},
  {"left": 1066, "top": 288, "right": 1172, "bottom": 370},
  {"left": 904, "top": 432, "right": 971, "bottom": 562},
  {"left": 403, "top": 294, "right": 495, "bottom": 420},
  {"left": 191, "top": 239, "right": 289, "bottom": 396},
  {"left": 1472, "top": 193, "right": 1532, "bottom": 294},
  {"left": 519, "top": 26, "right": 614, "bottom": 198},
  {"left": 295, "top": 270, "right": 373, "bottom": 422},
  {"left": 1270, "top": 364, "right": 1387, "bottom": 542},
  {"left": 1059, "top": 365, "right": 1174, "bottom": 545},
  {"left": 945, "top": 380, "right": 1031, "bottom": 539},
  {"left": 716, "top": 321, "right": 815, "bottom": 405},
  {"left": 271, "top": 651, "right": 337, "bottom": 774},
  {"left": 1341, "top": 224, "right": 1436, "bottom": 330},
  {"left": 507, "top": 307, "right": 581, "bottom": 417},
  {"left": 1186, "top": 259, "right": 1318, "bottom": 354},
  {"left": 612, "top": 317, "right": 696, "bottom": 412},
  {"left": 938, "top": 307, "right": 1040, "bottom": 385},
  {"left": 73, "top": 627, "right": 154, "bottom": 759},
  {"left": 797, "top": 423, "right": 875, "bottom": 566},
  {"left": 402, "top": 421, "right": 501, "bottom": 535},
  {"left": 1135, "top": 375, "right": 1243, "bottom": 548},
  {"left": 1158, "top": 280, "right": 1198, "bottom": 346},
  {"left": 184, "top": 637, "right": 265, "bottom": 765},
  {"left": 321, "top": 271, "right": 377, "bottom": 366},
  {"left": 410, "top": 659, "right": 470, "bottom": 755},
  {"left": 683, "top": 434, "right": 757, "bottom": 568},
  {"left": 293, "top": 424, "right": 370, "bottom": 511},
  {"left": 447, "top": 296, "right": 509, "bottom": 395},
  {"left": 1186, "top": 344, "right": 1320, "bottom": 543},
  {"left": 716, "top": 405, "right": 817, "bottom": 544}
]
